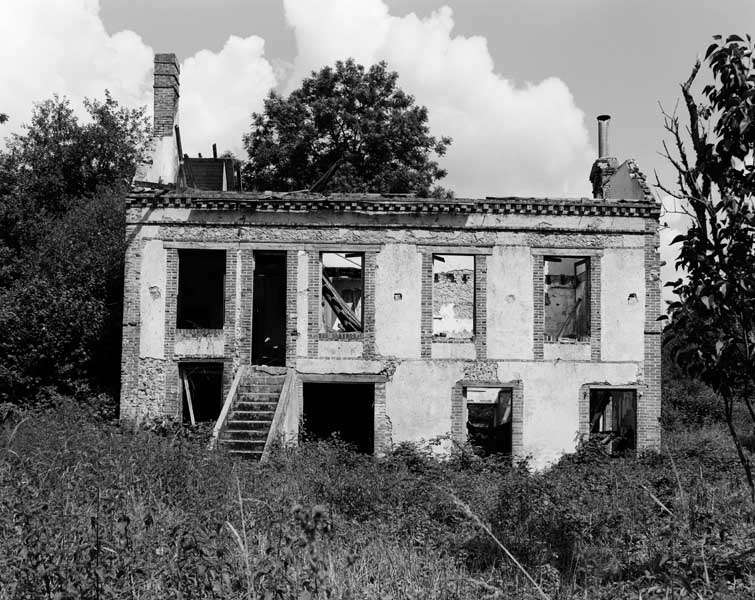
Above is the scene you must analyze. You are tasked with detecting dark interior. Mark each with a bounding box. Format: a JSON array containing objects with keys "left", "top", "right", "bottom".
[
  {"left": 589, "top": 388, "right": 637, "bottom": 452},
  {"left": 302, "top": 382, "right": 374, "bottom": 453},
  {"left": 466, "top": 389, "right": 513, "bottom": 455},
  {"left": 252, "top": 251, "right": 287, "bottom": 366},
  {"left": 176, "top": 249, "right": 226, "bottom": 329},
  {"left": 180, "top": 362, "right": 223, "bottom": 423}
]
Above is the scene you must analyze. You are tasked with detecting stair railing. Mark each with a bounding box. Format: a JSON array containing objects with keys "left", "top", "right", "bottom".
[
  {"left": 209, "top": 364, "right": 248, "bottom": 450},
  {"left": 261, "top": 368, "right": 297, "bottom": 463}
]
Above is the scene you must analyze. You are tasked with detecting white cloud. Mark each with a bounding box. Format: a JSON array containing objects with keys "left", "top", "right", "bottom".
[
  {"left": 0, "top": 1, "right": 276, "bottom": 159},
  {"left": 0, "top": 0, "right": 153, "bottom": 134},
  {"left": 179, "top": 36, "right": 277, "bottom": 157},
  {"left": 283, "top": 0, "right": 595, "bottom": 197}
]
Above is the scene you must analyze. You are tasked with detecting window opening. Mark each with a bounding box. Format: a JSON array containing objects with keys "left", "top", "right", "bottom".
[
  {"left": 466, "top": 387, "right": 512, "bottom": 455},
  {"left": 177, "top": 250, "right": 226, "bottom": 329},
  {"left": 589, "top": 388, "right": 637, "bottom": 453},
  {"left": 321, "top": 253, "right": 363, "bottom": 332},
  {"left": 302, "top": 382, "right": 374, "bottom": 453},
  {"left": 433, "top": 254, "right": 474, "bottom": 339},
  {"left": 544, "top": 256, "right": 590, "bottom": 342},
  {"left": 180, "top": 362, "right": 223, "bottom": 423}
]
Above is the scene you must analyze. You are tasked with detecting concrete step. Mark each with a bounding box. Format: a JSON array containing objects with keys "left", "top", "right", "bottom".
[
  {"left": 221, "top": 430, "right": 268, "bottom": 441},
  {"left": 239, "top": 384, "right": 284, "bottom": 394},
  {"left": 238, "top": 392, "right": 281, "bottom": 402},
  {"left": 225, "top": 419, "right": 270, "bottom": 431},
  {"left": 234, "top": 401, "right": 277, "bottom": 412}
]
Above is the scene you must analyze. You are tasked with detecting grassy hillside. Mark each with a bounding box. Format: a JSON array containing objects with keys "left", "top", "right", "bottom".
[{"left": 1, "top": 399, "right": 754, "bottom": 599}]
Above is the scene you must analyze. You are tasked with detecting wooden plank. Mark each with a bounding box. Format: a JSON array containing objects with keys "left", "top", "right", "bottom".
[
  {"left": 321, "top": 273, "right": 362, "bottom": 332},
  {"left": 297, "top": 373, "right": 388, "bottom": 383},
  {"left": 209, "top": 365, "right": 246, "bottom": 450},
  {"left": 182, "top": 370, "right": 196, "bottom": 426}
]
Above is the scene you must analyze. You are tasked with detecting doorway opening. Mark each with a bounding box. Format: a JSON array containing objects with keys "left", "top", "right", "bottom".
[
  {"left": 589, "top": 388, "right": 637, "bottom": 453},
  {"left": 180, "top": 362, "right": 223, "bottom": 423},
  {"left": 252, "top": 251, "right": 287, "bottom": 366},
  {"left": 302, "top": 382, "right": 374, "bottom": 453}
]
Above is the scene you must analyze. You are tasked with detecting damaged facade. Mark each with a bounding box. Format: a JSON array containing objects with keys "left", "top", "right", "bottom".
[{"left": 120, "top": 54, "right": 662, "bottom": 465}]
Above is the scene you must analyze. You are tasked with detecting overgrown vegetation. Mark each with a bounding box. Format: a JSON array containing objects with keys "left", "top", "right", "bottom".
[
  {"left": 2, "top": 383, "right": 754, "bottom": 599},
  {"left": 0, "top": 94, "right": 150, "bottom": 402},
  {"left": 659, "top": 34, "right": 755, "bottom": 499}
]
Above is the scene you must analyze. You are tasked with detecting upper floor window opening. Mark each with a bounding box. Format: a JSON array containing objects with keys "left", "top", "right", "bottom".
[
  {"left": 320, "top": 252, "right": 364, "bottom": 333},
  {"left": 544, "top": 256, "right": 590, "bottom": 342},
  {"left": 176, "top": 249, "right": 226, "bottom": 329},
  {"left": 433, "top": 254, "right": 474, "bottom": 340}
]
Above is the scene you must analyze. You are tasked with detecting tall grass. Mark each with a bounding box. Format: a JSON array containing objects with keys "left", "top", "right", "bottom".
[{"left": 1, "top": 401, "right": 754, "bottom": 599}]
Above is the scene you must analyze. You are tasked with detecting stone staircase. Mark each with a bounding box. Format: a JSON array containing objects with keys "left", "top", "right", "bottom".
[{"left": 218, "top": 366, "right": 286, "bottom": 459}]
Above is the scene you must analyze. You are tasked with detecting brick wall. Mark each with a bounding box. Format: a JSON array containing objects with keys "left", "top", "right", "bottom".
[{"left": 373, "top": 382, "right": 391, "bottom": 453}]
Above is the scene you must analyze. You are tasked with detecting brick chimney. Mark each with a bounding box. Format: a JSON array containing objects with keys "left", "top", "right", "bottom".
[
  {"left": 134, "top": 53, "right": 181, "bottom": 186},
  {"left": 153, "top": 53, "right": 180, "bottom": 138},
  {"left": 589, "top": 114, "right": 619, "bottom": 199}
]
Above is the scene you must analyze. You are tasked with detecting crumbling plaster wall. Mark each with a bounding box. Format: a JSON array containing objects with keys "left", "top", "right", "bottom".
[
  {"left": 375, "top": 244, "right": 422, "bottom": 358},
  {"left": 601, "top": 248, "right": 645, "bottom": 361},
  {"left": 486, "top": 246, "right": 534, "bottom": 359},
  {"left": 139, "top": 239, "right": 166, "bottom": 358}
]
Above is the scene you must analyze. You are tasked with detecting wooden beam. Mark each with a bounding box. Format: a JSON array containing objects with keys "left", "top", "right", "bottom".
[{"left": 182, "top": 370, "right": 196, "bottom": 426}]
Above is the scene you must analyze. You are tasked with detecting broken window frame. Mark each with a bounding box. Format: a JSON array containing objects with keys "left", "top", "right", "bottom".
[
  {"left": 319, "top": 252, "right": 364, "bottom": 335},
  {"left": 588, "top": 388, "right": 637, "bottom": 453},
  {"left": 464, "top": 386, "right": 513, "bottom": 455},
  {"left": 543, "top": 255, "right": 591, "bottom": 343},
  {"left": 432, "top": 253, "right": 475, "bottom": 341},
  {"left": 176, "top": 249, "right": 226, "bottom": 330}
]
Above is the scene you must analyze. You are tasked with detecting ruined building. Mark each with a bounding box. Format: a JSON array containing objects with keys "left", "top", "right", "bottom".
[{"left": 120, "top": 54, "right": 662, "bottom": 465}]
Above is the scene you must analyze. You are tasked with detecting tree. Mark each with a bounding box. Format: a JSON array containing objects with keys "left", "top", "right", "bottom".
[
  {"left": 659, "top": 35, "right": 755, "bottom": 501},
  {"left": 243, "top": 59, "right": 452, "bottom": 195},
  {"left": 0, "top": 93, "right": 150, "bottom": 403}
]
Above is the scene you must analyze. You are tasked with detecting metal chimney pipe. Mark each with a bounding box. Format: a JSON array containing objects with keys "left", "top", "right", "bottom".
[{"left": 597, "top": 114, "right": 611, "bottom": 158}]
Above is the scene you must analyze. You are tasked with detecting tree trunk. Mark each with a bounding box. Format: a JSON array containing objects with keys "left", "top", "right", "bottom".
[{"left": 724, "top": 393, "right": 755, "bottom": 504}]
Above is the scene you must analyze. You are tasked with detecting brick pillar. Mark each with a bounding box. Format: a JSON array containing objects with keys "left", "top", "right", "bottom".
[
  {"left": 640, "top": 219, "right": 662, "bottom": 450},
  {"left": 363, "top": 252, "right": 377, "bottom": 358},
  {"left": 420, "top": 253, "right": 433, "bottom": 358},
  {"left": 286, "top": 251, "right": 298, "bottom": 367},
  {"left": 373, "top": 382, "right": 391, "bottom": 453},
  {"left": 222, "top": 249, "right": 237, "bottom": 400},
  {"left": 532, "top": 255, "right": 545, "bottom": 359},
  {"left": 590, "top": 255, "right": 602, "bottom": 361},
  {"left": 451, "top": 382, "right": 465, "bottom": 443},
  {"left": 236, "top": 250, "right": 254, "bottom": 368},
  {"left": 153, "top": 54, "right": 180, "bottom": 138},
  {"left": 511, "top": 381, "right": 525, "bottom": 459},
  {"left": 474, "top": 255, "right": 488, "bottom": 360},
  {"left": 164, "top": 248, "right": 179, "bottom": 416},
  {"left": 119, "top": 231, "right": 142, "bottom": 422},
  {"left": 307, "top": 251, "right": 320, "bottom": 358}
]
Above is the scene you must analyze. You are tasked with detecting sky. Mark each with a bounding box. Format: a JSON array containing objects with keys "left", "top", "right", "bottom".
[{"left": 1, "top": 0, "right": 753, "bottom": 290}]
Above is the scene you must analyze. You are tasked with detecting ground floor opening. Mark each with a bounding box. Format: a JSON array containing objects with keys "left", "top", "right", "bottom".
[
  {"left": 302, "top": 382, "right": 374, "bottom": 453},
  {"left": 466, "top": 386, "right": 513, "bottom": 455},
  {"left": 589, "top": 388, "right": 637, "bottom": 453},
  {"left": 180, "top": 362, "right": 223, "bottom": 423}
]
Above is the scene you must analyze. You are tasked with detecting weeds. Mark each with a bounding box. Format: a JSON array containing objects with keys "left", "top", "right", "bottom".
[{"left": 1, "top": 402, "right": 755, "bottom": 598}]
